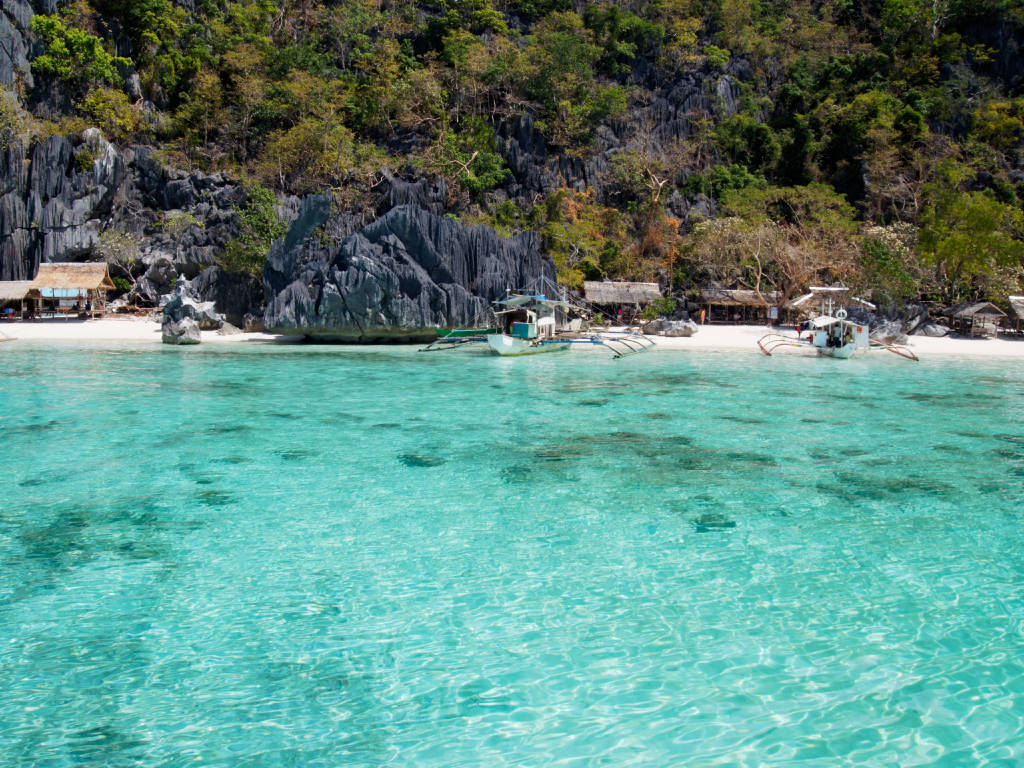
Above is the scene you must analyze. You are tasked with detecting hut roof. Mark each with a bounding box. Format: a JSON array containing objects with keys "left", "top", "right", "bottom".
[
  {"left": 1008, "top": 296, "right": 1024, "bottom": 320},
  {"left": 948, "top": 301, "right": 1006, "bottom": 319},
  {"left": 698, "top": 288, "right": 783, "bottom": 306},
  {"left": 29, "top": 263, "right": 116, "bottom": 291},
  {"left": 0, "top": 281, "right": 32, "bottom": 301},
  {"left": 583, "top": 281, "right": 662, "bottom": 304}
]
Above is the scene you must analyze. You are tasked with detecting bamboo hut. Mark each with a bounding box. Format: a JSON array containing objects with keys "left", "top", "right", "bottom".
[
  {"left": 945, "top": 302, "right": 1006, "bottom": 338},
  {"left": 29, "top": 263, "right": 116, "bottom": 317},
  {"left": 583, "top": 281, "right": 662, "bottom": 323},
  {"left": 0, "top": 281, "right": 35, "bottom": 320},
  {"left": 696, "top": 287, "right": 801, "bottom": 324},
  {"left": 1007, "top": 296, "right": 1024, "bottom": 336}
]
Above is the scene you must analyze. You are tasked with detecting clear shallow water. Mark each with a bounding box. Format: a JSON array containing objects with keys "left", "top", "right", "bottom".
[{"left": 1, "top": 341, "right": 1023, "bottom": 767}]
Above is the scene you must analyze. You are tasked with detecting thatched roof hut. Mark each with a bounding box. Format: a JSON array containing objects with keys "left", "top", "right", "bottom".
[
  {"left": 0, "top": 281, "right": 36, "bottom": 319},
  {"left": 28, "top": 262, "right": 115, "bottom": 316},
  {"left": 30, "top": 263, "right": 116, "bottom": 292},
  {"left": 944, "top": 301, "right": 1006, "bottom": 338},
  {"left": 0, "top": 282, "right": 33, "bottom": 302},
  {"left": 1007, "top": 295, "right": 1024, "bottom": 335},
  {"left": 583, "top": 281, "right": 662, "bottom": 305},
  {"left": 697, "top": 288, "right": 782, "bottom": 306},
  {"left": 695, "top": 286, "right": 804, "bottom": 324}
]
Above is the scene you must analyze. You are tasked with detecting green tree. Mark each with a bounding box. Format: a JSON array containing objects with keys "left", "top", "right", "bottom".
[
  {"left": 434, "top": 120, "right": 510, "bottom": 199},
  {"left": 522, "top": 12, "right": 626, "bottom": 149},
  {"left": 220, "top": 184, "right": 287, "bottom": 275},
  {"left": 919, "top": 181, "right": 1024, "bottom": 302},
  {"left": 31, "top": 15, "right": 132, "bottom": 94},
  {"left": 82, "top": 88, "right": 143, "bottom": 142}
]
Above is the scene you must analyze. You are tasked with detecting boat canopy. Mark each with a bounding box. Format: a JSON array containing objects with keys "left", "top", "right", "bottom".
[
  {"left": 810, "top": 315, "right": 840, "bottom": 328},
  {"left": 495, "top": 294, "right": 571, "bottom": 309}
]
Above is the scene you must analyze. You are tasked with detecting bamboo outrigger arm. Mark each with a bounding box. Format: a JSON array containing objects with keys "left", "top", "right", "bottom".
[{"left": 869, "top": 338, "right": 919, "bottom": 361}]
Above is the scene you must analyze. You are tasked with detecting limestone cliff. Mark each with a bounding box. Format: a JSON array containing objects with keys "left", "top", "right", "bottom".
[{"left": 264, "top": 197, "right": 553, "bottom": 341}]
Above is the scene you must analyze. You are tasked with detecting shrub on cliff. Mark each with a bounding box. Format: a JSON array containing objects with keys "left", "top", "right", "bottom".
[
  {"left": 82, "top": 88, "right": 143, "bottom": 143},
  {"left": 220, "top": 185, "right": 287, "bottom": 276},
  {"left": 31, "top": 15, "right": 131, "bottom": 95}
]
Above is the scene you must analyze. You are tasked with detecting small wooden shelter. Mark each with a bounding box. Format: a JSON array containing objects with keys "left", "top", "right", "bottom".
[
  {"left": 945, "top": 301, "right": 1006, "bottom": 338},
  {"left": 1007, "top": 296, "right": 1024, "bottom": 336},
  {"left": 29, "top": 263, "right": 115, "bottom": 317},
  {"left": 0, "top": 281, "right": 36, "bottom": 320},
  {"left": 696, "top": 287, "right": 800, "bottom": 324},
  {"left": 583, "top": 281, "right": 662, "bottom": 322}
]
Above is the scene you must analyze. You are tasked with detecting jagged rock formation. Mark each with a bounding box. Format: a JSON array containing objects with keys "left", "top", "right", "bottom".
[
  {"left": 191, "top": 266, "right": 263, "bottom": 329},
  {"left": 160, "top": 278, "right": 224, "bottom": 344},
  {"left": 0, "top": 0, "right": 42, "bottom": 91},
  {"left": 264, "top": 197, "right": 554, "bottom": 341},
  {"left": 0, "top": 130, "right": 125, "bottom": 279},
  {"left": 0, "top": 130, "right": 250, "bottom": 283},
  {"left": 161, "top": 316, "right": 200, "bottom": 345}
]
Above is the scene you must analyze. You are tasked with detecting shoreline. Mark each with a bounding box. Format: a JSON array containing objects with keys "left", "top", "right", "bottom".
[{"left": 3, "top": 317, "right": 1024, "bottom": 358}]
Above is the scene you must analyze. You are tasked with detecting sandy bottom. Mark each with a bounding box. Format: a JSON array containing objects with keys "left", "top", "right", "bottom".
[{"left": 3, "top": 317, "right": 1024, "bottom": 358}]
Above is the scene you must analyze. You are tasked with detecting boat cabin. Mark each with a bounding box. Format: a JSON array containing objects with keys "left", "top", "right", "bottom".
[
  {"left": 800, "top": 314, "right": 870, "bottom": 351},
  {"left": 493, "top": 294, "right": 566, "bottom": 340}
]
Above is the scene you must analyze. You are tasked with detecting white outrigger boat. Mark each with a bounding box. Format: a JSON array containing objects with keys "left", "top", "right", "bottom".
[
  {"left": 422, "top": 289, "right": 656, "bottom": 359},
  {"left": 757, "top": 288, "right": 918, "bottom": 360},
  {"left": 487, "top": 293, "right": 571, "bottom": 356}
]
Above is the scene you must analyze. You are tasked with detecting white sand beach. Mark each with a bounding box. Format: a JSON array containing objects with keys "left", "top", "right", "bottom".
[
  {"left": 0, "top": 316, "right": 280, "bottom": 344},
  {"left": 3, "top": 317, "right": 1024, "bottom": 358},
  {"left": 646, "top": 323, "right": 1024, "bottom": 358}
]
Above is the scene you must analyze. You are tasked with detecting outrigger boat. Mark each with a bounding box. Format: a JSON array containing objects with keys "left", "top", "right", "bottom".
[
  {"left": 422, "top": 287, "right": 656, "bottom": 359},
  {"left": 757, "top": 288, "right": 918, "bottom": 361}
]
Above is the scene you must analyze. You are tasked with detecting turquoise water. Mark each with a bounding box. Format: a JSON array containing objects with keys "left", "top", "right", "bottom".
[{"left": 2, "top": 342, "right": 1023, "bottom": 766}]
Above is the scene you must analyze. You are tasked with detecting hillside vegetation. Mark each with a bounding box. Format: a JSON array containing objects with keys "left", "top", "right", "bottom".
[{"left": 5, "top": 0, "right": 1024, "bottom": 309}]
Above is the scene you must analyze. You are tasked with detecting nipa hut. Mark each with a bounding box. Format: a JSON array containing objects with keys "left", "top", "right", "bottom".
[
  {"left": 29, "top": 263, "right": 116, "bottom": 317},
  {"left": 695, "top": 287, "right": 800, "bottom": 324},
  {"left": 0, "top": 281, "right": 35, "bottom": 320},
  {"left": 1007, "top": 296, "right": 1024, "bottom": 336},
  {"left": 945, "top": 301, "right": 1006, "bottom": 338},
  {"left": 583, "top": 281, "right": 662, "bottom": 323}
]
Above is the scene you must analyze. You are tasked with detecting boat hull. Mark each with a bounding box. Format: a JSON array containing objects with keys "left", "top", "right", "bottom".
[
  {"left": 819, "top": 342, "right": 857, "bottom": 359},
  {"left": 486, "top": 334, "right": 570, "bottom": 356}
]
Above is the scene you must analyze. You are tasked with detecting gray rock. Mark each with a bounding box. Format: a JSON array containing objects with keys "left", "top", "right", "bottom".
[
  {"left": 264, "top": 199, "right": 554, "bottom": 341},
  {"left": 243, "top": 312, "right": 265, "bottom": 332},
  {"left": 645, "top": 318, "right": 699, "bottom": 337},
  {"left": 162, "top": 317, "right": 201, "bottom": 345},
  {"left": 0, "top": 1, "right": 35, "bottom": 90},
  {"left": 915, "top": 322, "right": 950, "bottom": 337},
  {"left": 216, "top": 321, "right": 242, "bottom": 335},
  {"left": 871, "top": 320, "right": 907, "bottom": 344},
  {"left": 162, "top": 279, "right": 224, "bottom": 330},
  {"left": 192, "top": 265, "right": 263, "bottom": 327}
]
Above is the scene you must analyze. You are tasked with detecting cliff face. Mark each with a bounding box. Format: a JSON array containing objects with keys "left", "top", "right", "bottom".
[
  {"left": 0, "top": 130, "right": 247, "bottom": 282},
  {"left": 264, "top": 198, "right": 553, "bottom": 341}
]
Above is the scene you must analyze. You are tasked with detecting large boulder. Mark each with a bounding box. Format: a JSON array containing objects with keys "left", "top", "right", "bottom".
[
  {"left": 161, "top": 317, "right": 201, "bottom": 345},
  {"left": 161, "top": 278, "right": 224, "bottom": 346},
  {"left": 263, "top": 198, "right": 555, "bottom": 342},
  {"left": 915, "top": 322, "right": 951, "bottom": 337},
  {"left": 645, "top": 318, "right": 698, "bottom": 337}
]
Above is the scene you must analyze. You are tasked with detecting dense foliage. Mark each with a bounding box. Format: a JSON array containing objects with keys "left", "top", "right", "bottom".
[{"left": 12, "top": 0, "right": 1024, "bottom": 306}]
